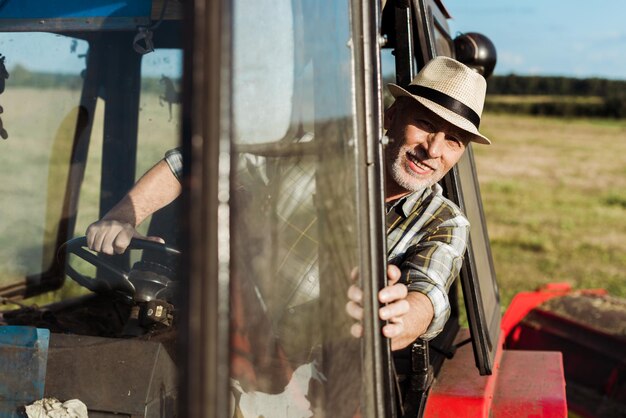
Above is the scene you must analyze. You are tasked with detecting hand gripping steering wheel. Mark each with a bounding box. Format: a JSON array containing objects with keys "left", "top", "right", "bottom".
[{"left": 59, "top": 236, "right": 181, "bottom": 302}]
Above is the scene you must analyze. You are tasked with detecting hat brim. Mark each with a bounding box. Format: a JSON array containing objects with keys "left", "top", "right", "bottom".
[{"left": 388, "top": 84, "right": 491, "bottom": 145}]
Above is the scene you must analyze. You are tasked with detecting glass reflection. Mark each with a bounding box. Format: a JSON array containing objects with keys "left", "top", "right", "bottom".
[{"left": 230, "top": 0, "right": 362, "bottom": 416}]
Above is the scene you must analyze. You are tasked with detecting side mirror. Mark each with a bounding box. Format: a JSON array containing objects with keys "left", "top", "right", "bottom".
[{"left": 454, "top": 32, "right": 497, "bottom": 78}]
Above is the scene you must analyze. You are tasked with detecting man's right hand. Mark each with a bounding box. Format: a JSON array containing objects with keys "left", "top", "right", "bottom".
[
  {"left": 85, "top": 220, "right": 164, "bottom": 255},
  {"left": 346, "top": 264, "right": 434, "bottom": 351}
]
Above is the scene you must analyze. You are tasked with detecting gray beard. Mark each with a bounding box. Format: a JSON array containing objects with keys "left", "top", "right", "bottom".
[{"left": 390, "top": 156, "right": 437, "bottom": 193}]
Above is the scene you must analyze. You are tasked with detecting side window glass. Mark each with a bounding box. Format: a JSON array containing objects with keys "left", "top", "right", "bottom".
[
  {"left": 137, "top": 49, "right": 182, "bottom": 173},
  {"left": 433, "top": 19, "right": 453, "bottom": 57},
  {"left": 134, "top": 48, "right": 182, "bottom": 245},
  {"left": 229, "top": 0, "right": 362, "bottom": 414}
]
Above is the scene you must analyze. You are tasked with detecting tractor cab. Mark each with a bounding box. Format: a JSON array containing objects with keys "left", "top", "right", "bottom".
[{"left": 0, "top": 0, "right": 568, "bottom": 417}]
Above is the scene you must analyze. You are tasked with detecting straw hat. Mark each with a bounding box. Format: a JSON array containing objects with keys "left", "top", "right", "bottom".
[{"left": 388, "top": 56, "right": 490, "bottom": 144}]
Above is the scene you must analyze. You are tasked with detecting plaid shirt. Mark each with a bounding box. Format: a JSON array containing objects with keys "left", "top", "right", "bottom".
[{"left": 386, "top": 184, "right": 469, "bottom": 340}]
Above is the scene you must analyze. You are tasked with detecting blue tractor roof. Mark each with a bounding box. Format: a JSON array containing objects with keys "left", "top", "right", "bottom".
[
  {"left": 0, "top": 0, "right": 151, "bottom": 19},
  {"left": 0, "top": 0, "right": 154, "bottom": 31}
]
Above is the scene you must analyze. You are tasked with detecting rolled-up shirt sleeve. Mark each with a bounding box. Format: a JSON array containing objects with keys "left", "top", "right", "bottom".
[
  {"left": 399, "top": 217, "right": 469, "bottom": 340},
  {"left": 164, "top": 147, "right": 183, "bottom": 181}
]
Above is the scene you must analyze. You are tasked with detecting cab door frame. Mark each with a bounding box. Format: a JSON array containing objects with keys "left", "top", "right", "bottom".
[
  {"left": 180, "top": 0, "right": 233, "bottom": 416},
  {"left": 351, "top": 0, "right": 397, "bottom": 415}
]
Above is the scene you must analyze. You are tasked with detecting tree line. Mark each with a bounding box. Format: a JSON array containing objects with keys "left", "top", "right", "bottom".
[
  {"left": 486, "top": 74, "right": 626, "bottom": 118},
  {"left": 6, "top": 64, "right": 171, "bottom": 95},
  {"left": 487, "top": 74, "right": 626, "bottom": 96}
]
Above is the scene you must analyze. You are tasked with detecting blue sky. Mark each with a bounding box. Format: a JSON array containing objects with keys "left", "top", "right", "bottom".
[
  {"left": 2, "top": 1, "right": 625, "bottom": 81},
  {"left": 447, "top": 0, "right": 626, "bottom": 80}
]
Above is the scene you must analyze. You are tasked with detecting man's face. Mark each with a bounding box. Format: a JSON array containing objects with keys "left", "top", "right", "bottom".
[{"left": 384, "top": 98, "right": 471, "bottom": 195}]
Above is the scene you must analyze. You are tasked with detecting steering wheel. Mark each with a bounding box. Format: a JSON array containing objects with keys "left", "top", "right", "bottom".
[{"left": 59, "top": 236, "right": 181, "bottom": 302}]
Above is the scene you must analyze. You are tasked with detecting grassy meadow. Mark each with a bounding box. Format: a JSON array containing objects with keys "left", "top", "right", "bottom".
[{"left": 473, "top": 112, "right": 626, "bottom": 307}]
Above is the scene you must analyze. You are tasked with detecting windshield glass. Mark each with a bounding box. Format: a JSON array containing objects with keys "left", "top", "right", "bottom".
[
  {"left": 0, "top": 28, "right": 181, "bottom": 298},
  {"left": 0, "top": 33, "right": 86, "bottom": 289},
  {"left": 229, "top": 0, "right": 363, "bottom": 415}
]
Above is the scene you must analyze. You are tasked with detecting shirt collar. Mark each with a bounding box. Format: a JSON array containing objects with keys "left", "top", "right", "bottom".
[{"left": 388, "top": 184, "right": 440, "bottom": 217}]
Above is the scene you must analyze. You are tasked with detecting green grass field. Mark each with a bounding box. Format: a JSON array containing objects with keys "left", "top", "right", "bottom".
[{"left": 473, "top": 112, "right": 626, "bottom": 307}]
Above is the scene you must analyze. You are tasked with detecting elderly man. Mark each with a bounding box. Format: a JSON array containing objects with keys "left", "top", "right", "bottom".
[
  {"left": 86, "top": 56, "right": 490, "bottom": 350},
  {"left": 346, "top": 56, "right": 490, "bottom": 350}
]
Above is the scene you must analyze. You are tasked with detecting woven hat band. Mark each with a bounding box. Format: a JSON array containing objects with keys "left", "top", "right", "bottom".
[{"left": 405, "top": 85, "right": 481, "bottom": 129}]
